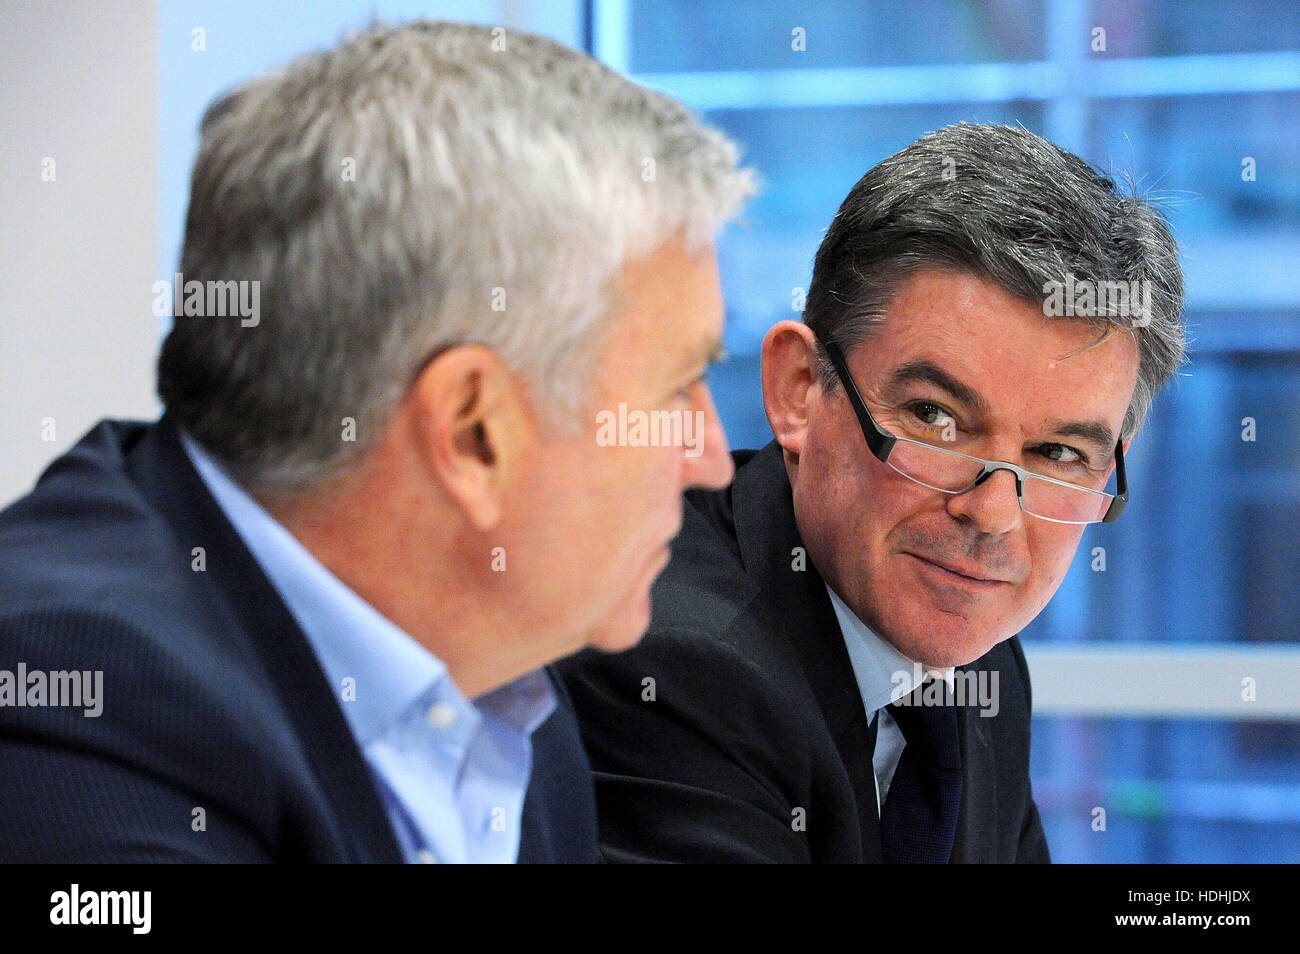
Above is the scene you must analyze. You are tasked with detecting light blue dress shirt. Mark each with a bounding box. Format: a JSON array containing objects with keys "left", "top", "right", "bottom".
[
  {"left": 181, "top": 432, "right": 555, "bottom": 864},
  {"left": 824, "top": 583, "right": 955, "bottom": 815}
]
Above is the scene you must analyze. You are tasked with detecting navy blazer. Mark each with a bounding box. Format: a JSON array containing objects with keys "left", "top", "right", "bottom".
[
  {"left": 0, "top": 417, "right": 596, "bottom": 863},
  {"left": 557, "top": 442, "right": 1050, "bottom": 863}
]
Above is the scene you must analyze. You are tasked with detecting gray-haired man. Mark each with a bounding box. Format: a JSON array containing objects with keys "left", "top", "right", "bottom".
[
  {"left": 558, "top": 123, "right": 1185, "bottom": 863},
  {"left": 0, "top": 21, "right": 750, "bottom": 862}
]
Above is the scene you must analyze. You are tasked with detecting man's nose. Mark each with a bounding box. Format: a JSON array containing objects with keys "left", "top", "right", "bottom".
[
  {"left": 944, "top": 466, "right": 1023, "bottom": 535},
  {"left": 682, "top": 383, "right": 734, "bottom": 490}
]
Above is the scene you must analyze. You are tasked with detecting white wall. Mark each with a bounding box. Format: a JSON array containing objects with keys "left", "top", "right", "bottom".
[{"left": 0, "top": 0, "right": 161, "bottom": 506}]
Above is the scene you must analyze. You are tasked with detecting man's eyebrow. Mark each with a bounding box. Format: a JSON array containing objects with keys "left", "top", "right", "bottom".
[{"left": 885, "top": 359, "right": 990, "bottom": 414}]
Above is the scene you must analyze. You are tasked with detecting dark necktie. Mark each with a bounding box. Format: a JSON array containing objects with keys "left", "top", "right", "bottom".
[{"left": 879, "top": 678, "right": 963, "bottom": 864}]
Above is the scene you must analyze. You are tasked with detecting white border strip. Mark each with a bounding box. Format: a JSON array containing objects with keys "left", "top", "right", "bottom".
[{"left": 1023, "top": 644, "right": 1300, "bottom": 719}]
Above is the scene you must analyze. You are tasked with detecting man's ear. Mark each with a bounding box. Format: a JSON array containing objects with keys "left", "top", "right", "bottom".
[
  {"left": 762, "top": 320, "right": 820, "bottom": 456},
  {"left": 407, "top": 345, "right": 530, "bottom": 532}
]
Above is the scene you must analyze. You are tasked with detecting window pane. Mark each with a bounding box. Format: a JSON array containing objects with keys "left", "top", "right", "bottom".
[
  {"left": 628, "top": 0, "right": 1047, "bottom": 73},
  {"left": 1034, "top": 716, "right": 1300, "bottom": 862},
  {"left": 1091, "top": 0, "right": 1300, "bottom": 58}
]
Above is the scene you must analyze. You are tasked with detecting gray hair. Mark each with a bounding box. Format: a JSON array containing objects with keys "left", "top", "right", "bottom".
[
  {"left": 803, "top": 122, "right": 1184, "bottom": 441},
  {"left": 158, "top": 20, "right": 755, "bottom": 492}
]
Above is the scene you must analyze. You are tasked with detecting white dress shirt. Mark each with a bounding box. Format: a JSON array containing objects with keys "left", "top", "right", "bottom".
[{"left": 181, "top": 432, "right": 554, "bottom": 863}]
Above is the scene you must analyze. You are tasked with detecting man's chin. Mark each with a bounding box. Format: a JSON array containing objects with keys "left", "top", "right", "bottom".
[
  {"left": 584, "top": 549, "right": 672, "bottom": 654},
  {"left": 584, "top": 590, "right": 655, "bottom": 655},
  {"left": 885, "top": 616, "right": 1009, "bottom": 669},
  {"left": 587, "top": 620, "right": 651, "bottom": 655}
]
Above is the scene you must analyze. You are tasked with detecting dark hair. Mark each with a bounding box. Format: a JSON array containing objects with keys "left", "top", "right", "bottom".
[{"left": 803, "top": 122, "right": 1184, "bottom": 439}]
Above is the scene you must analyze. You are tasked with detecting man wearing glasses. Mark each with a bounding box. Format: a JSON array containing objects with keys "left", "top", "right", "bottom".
[{"left": 557, "top": 123, "right": 1185, "bottom": 863}]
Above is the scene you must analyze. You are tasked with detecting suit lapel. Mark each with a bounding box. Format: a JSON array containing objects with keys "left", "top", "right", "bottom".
[
  {"left": 731, "top": 442, "right": 883, "bottom": 862},
  {"left": 126, "top": 417, "right": 405, "bottom": 863}
]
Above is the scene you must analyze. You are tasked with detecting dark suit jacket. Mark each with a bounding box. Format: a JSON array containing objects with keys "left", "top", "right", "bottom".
[
  {"left": 0, "top": 417, "right": 596, "bottom": 863},
  {"left": 556, "top": 442, "right": 1050, "bottom": 863}
]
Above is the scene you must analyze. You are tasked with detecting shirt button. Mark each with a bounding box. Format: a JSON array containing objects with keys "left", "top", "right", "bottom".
[
  {"left": 426, "top": 702, "right": 457, "bottom": 729},
  {"left": 417, "top": 849, "right": 438, "bottom": 864}
]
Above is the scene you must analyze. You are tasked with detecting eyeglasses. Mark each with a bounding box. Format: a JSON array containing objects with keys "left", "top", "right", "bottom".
[{"left": 821, "top": 339, "right": 1128, "bottom": 525}]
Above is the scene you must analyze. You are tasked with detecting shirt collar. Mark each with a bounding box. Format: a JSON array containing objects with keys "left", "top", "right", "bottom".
[
  {"left": 180, "top": 430, "right": 452, "bottom": 746},
  {"left": 478, "top": 668, "right": 557, "bottom": 736},
  {"left": 824, "top": 582, "right": 955, "bottom": 716}
]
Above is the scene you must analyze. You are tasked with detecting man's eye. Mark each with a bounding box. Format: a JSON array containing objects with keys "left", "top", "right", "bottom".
[
  {"left": 1038, "top": 443, "right": 1085, "bottom": 465},
  {"left": 907, "top": 402, "right": 952, "bottom": 428}
]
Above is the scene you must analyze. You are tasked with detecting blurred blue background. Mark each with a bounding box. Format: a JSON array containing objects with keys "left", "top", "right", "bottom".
[{"left": 158, "top": 0, "right": 1300, "bottom": 861}]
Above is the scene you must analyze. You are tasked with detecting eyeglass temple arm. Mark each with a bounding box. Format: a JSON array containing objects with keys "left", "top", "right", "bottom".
[
  {"left": 823, "top": 340, "right": 896, "bottom": 461},
  {"left": 1101, "top": 435, "right": 1128, "bottom": 523}
]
